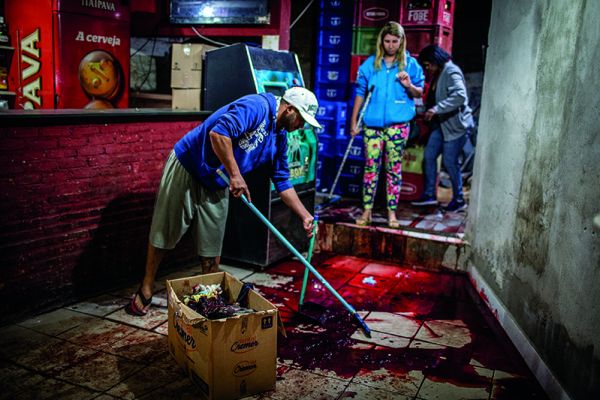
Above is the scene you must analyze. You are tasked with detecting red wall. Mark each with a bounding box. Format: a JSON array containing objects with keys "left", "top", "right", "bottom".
[{"left": 0, "top": 120, "right": 199, "bottom": 322}]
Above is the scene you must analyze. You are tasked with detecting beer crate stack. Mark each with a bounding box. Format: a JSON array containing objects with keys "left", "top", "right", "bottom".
[
  {"left": 402, "top": 0, "right": 454, "bottom": 56},
  {"left": 324, "top": 1, "right": 400, "bottom": 198},
  {"left": 313, "top": 0, "right": 354, "bottom": 194}
]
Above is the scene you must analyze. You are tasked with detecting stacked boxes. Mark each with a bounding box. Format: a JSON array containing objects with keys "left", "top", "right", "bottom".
[
  {"left": 333, "top": 135, "right": 365, "bottom": 197},
  {"left": 314, "top": 1, "right": 353, "bottom": 103},
  {"left": 401, "top": 0, "right": 454, "bottom": 55},
  {"left": 352, "top": 0, "right": 400, "bottom": 56},
  {"left": 171, "top": 43, "right": 215, "bottom": 110},
  {"left": 315, "top": 100, "right": 348, "bottom": 193},
  {"left": 314, "top": 1, "right": 356, "bottom": 196},
  {"left": 349, "top": 0, "right": 455, "bottom": 68},
  {"left": 402, "top": 0, "right": 454, "bottom": 28},
  {"left": 167, "top": 272, "right": 278, "bottom": 400}
]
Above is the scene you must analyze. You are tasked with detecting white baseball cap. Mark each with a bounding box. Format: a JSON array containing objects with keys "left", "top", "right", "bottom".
[{"left": 283, "top": 87, "right": 322, "bottom": 129}]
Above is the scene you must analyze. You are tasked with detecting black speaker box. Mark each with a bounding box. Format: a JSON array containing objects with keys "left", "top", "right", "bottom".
[{"left": 203, "top": 43, "right": 302, "bottom": 110}]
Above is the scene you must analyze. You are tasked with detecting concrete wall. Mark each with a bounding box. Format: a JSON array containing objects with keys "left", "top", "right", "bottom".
[{"left": 467, "top": 1, "right": 599, "bottom": 399}]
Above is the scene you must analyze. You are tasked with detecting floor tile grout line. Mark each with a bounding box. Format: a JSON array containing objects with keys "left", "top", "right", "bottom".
[
  {"left": 99, "top": 361, "right": 163, "bottom": 400},
  {"left": 2, "top": 356, "right": 106, "bottom": 397},
  {"left": 14, "top": 314, "right": 84, "bottom": 339},
  {"left": 413, "top": 371, "right": 427, "bottom": 400},
  {"left": 102, "top": 312, "right": 168, "bottom": 332},
  {"left": 334, "top": 378, "right": 353, "bottom": 400},
  {"left": 488, "top": 369, "right": 498, "bottom": 400}
]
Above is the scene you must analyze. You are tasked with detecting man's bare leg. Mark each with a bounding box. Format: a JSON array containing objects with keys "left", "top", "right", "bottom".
[
  {"left": 138, "top": 243, "right": 167, "bottom": 304},
  {"left": 200, "top": 256, "right": 220, "bottom": 274}
]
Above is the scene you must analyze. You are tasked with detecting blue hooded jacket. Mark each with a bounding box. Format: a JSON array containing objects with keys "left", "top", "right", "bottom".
[
  {"left": 356, "top": 52, "right": 425, "bottom": 127},
  {"left": 174, "top": 93, "right": 292, "bottom": 193}
]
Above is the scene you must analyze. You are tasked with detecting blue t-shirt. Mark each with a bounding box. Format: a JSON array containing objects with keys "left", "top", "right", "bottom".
[
  {"left": 174, "top": 93, "right": 292, "bottom": 192},
  {"left": 356, "top": 51, "right": 425, "bottom": 127}
]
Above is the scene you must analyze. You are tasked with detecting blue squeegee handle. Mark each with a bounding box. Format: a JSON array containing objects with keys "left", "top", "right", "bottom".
[
  {"left": 217, "top": 170, "right": 371, "bottom": 337},
  {"left": 299, "top": 214, "right": 318, "bottom": 307}
]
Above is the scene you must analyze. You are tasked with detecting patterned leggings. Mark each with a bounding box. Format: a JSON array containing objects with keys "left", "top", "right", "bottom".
[{"left": 362, "top": 123, "right": 410, "bottom": 210}]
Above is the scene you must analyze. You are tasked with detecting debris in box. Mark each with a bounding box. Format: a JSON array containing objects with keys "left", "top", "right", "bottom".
[{"left": 182, "top": 282, "right": 255, "bottom": 319}]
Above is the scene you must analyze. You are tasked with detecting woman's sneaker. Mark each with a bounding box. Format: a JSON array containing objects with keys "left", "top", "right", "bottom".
[
  {"left": 444, "top": 199, "right": 467, "bottom": 212},
  {"left": 411, "top": 195, "right": 439, "bottom": 206}
]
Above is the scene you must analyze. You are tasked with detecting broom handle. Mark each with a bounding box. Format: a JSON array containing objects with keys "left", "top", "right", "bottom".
[
  {"left": 299, "top": 215, "right": 318, "bottom": 306},
  {"left": 328, "top": 86, "right": 374, "bottom": 200},
  {"left": 217, "top": 170, "right": 371, "bottom": 337}
]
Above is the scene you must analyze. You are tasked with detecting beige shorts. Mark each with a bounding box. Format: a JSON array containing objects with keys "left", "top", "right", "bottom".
[{"left": 149, "top": 151, "right": 229, "bottom": 257}]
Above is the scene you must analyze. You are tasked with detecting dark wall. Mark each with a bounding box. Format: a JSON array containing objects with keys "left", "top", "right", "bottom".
[
  {"left": 452, "top": 0, "right": 493, "bottom": 72},
  {"left": 289, "top": 0, "right": 318, "bottom": 89}
]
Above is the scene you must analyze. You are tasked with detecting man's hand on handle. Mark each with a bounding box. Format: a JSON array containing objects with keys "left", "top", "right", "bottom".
[
  {"left": 303, "top": 216, "right": 315, "bottom": 238},
  {"left": 229, "top": 173, "right": 251, "bottom": 202}
]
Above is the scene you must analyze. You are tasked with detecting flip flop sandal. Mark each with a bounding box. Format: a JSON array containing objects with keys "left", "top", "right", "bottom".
[
  {"left": 127, "top": 288, "right": 153, "bottom": 316},
  {"left": 355, "top": 214, "right": 372, "bottom": 226}
]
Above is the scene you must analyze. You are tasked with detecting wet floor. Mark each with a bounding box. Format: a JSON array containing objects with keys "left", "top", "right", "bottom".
[{"left": 0, "top": 254, "right": 547, "bottom": 399}]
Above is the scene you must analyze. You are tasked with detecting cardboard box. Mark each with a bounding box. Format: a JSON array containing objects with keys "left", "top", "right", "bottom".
[
  {"left": 172, "top": 88, "right": 201, "bottom": 111},
  {"left": 167, "top": 272, "right": 278, "bottom": 400},
  {"left": 171, "top": 43, "right": 215, "bottom": 89}
]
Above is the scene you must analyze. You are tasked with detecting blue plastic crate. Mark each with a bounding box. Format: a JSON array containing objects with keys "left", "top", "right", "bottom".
[
  {"left": 316, "top": 117, "right": 347, "bottom": 138},
  {"left": 334, "top": 173, "right": 362, "bottom": 197},
  {"left": 319, "top": 11, "right": 353, "bottom": 29},
  {"left": 316, "top": 154, "right": 335, "bottom": 175},
  {"left": 338, "top": 155, "right": 364, "bottom": 178},
  {"left": 317, "top": 29, "right": 352, "bottom": 49},
  {"left": 316, "top": 48, "right": 351, "bottom": 67},
  {"left": 337, "top": 135, "right": 364, "bottom": 157},
  {"left": 345, "top": 83, "right": 360, "bottom": 125},
  {"left": 316, "top": 135, "right": 337, "bottom": 158},
  {"left": 315, "top": 83, "right": 350, "bottom": 102},
  {"left": 320, "top": 0, "right": 349, "bottom": 12},
  {"left": 316, "top": 155, "right": 336, "bottom": 193},
  {"left": 316, "top": 100, "right": 347, "bottom": 121},
  {"left": 316, "top": 176, "right": 334, "bottom": 193},
  {"left": 316, "top": 65, "right": 351, "bottom": 84}
]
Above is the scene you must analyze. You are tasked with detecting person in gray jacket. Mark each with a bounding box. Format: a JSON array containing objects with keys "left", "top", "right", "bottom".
[{"left": 412, "top": 45, "right": 474, "bottom": 212}]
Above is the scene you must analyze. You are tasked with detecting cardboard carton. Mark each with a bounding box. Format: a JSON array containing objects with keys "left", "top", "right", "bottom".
[
  {"left": 172, "top": 88, "right": 202, "bottom": 111},
  {"left": 171, "top": 43, "right": 216, "bottom": 89},
  {"left": 167, "top": 272, "right": 277, "bottom": 400}
]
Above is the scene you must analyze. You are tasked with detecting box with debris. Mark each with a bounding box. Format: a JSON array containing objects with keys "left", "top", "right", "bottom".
[{"left": 167, "top": 272, "right": 277, "bottom": 400}]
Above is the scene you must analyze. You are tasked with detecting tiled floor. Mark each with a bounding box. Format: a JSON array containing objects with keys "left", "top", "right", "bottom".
[{"left": 0, "top": 255, "right": 548, "bottom": 400}]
